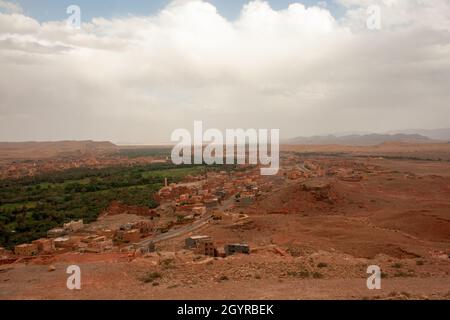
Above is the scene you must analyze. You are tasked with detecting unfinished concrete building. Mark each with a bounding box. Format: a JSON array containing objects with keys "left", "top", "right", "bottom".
[{"left": 194, "top": 239, "right": 217, "bottom": 257}]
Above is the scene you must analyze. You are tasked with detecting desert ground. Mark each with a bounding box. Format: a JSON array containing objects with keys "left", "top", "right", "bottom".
[{"left": 0, "top": 142, "right": 449, "bottom": 300}]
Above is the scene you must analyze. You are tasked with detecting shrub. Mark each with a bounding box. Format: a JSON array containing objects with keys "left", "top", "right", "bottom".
[
  {"left": 393, "top": 271, "right": 413, "bottom": 278},
  {"left": 287, "top": 270, "right": 310, "bottom": 278},
  {"left": 312, "top": 272, "right": 324, "bottom": 279},
  {"left": 140, "top": 271, "right": 162, "bottom": 283}
]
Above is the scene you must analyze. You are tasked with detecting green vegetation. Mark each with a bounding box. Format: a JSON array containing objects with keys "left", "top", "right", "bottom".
[
  {"left": 393, "top": 271, "right": 414, "bottom": 278},
  {"left": 119, "top": 147, "right": 172, "bottom": 159},
  {"left": 0, "top": 163, "right": 205, "bottom": 249}
]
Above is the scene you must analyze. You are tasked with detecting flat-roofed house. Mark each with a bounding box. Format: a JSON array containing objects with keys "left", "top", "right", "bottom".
[
  {"left": 14, "top": 243, "right": 38, "bottom": 256},
  {"left": 32, "top": 238, "right": 55, "bottom": 253},
  {"left": 123, "top": 229, "right": 141, "bottom": 243},
  {"left": 63, "top": 219, "right": 84, "bottom": 232},
  {"left": 53, "top": 236, "right": 72, "bottom": 249},
  {"left": 47, "top": 227, "right": 66, "bottom": 238},
  {"left": 185, "top": 235, "right": 212, "bottom": 249}
]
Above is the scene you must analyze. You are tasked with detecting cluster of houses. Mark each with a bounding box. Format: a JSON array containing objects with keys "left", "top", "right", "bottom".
[
  {"left": 279, "top": 157, "right": 325, "bottom": 181},
  {"left": 115, "top": 220, "right": 154, "bottom": 244},
  {"left": 11, "top": 219, "right": 85, "bottom": 256},
  {"left": 10, "top": 218, "right": 157, "bottom": 257},
  {"left": 156, "top": 170, "right": 274, "bottom": 217},
  {"left": 184, "top": 235, "right": 250, "bottom": 258}
]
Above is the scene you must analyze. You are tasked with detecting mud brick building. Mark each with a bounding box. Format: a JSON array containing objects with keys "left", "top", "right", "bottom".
[
  {"left": 132, "top": 220, "right": 154, "bottom": 235},
  {"left": 185, "top": 235, "right": 212, "bottom": 249},
  {"left": 192, "top": 206, "right": 207, "bottom": 215},
  {"left": 122, "top": 229, "right": 141, "bottom": 243},
  {"left": 53, "top": 236, "right": 73, "bottom": 249},
  {"left": 14, "top": 243, "right": 39, "bottom": 256},
  {"left": 47, "top": 227, "right": 67, "bottom": 238},
  {"left": 63, "top": 219, "right": 84, "bottom": 232},
  {"left": 204, "top": 198, "right": 219, "bottom": 208},
  {"left": 87, "top": 239, "right": 113, "bottom": 252},
  {"left": 32, "top": 238, "right": 55, "bottom": 253}
]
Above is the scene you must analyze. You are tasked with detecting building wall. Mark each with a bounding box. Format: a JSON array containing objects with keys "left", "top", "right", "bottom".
[
  {"left": 14, "top": 244, "right": 39, "bottom": 256},
  {"left": 185, "top": 236, "right": 212, "bottom": 249},
  {"left": 123, "top": 229, "right": 141, "bottom": 243},
  {"left": 32, "top": 239, "right": 54, "bottom": 252},
  {"left": 195, "top": 240, "right": 216, "bottom": 257},
  {"left": 224, "top": 244, "right": 250, "bottom": 256},
  {"left": 64, "top": 220, "right": 84, "bottom": 232}
]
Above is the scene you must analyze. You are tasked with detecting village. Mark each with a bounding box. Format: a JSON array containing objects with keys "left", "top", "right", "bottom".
[
  {"left": 0, "top": 163, "right": 279, "bottom": 262},
  {"left": 0, "top": 153, "right": 333, "bottom": 263}
]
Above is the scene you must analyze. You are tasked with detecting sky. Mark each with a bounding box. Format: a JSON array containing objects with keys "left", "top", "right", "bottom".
[
  {"left": 10, "top": 0, "right": 345, "bottom": 22},
  {"left": 0, "top": 0, "right": 449, "bottom": 144}
]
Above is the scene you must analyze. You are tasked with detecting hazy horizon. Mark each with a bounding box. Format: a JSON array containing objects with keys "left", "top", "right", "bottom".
[{"left": 1, "top": 126, "right": 449, "bottom": 146}]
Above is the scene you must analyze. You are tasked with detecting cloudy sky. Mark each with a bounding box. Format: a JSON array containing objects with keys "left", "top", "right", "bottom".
[{"left": 0, "top": 0, "right": 449, "bottom": 144}]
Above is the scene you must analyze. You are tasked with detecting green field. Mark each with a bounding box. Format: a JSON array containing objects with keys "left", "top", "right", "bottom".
[
  {"left": 118, "top": 147, "right": 172, "bottom": 159},
  {"left": 0, "top": 163, "right": 205, "bottom": 249}
]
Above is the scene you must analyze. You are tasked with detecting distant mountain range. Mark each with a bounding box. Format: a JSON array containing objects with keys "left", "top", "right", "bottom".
[
  {"left": 387, "top": 128, "right": 450, "bottom": 141},
  {"left": 284, "top": 133, "right": 440, "bottom": 146}
]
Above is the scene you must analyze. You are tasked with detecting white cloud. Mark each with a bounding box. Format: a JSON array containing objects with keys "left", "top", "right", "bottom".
[
  {"left": 0, "top": 0, "right": 22, "bottom": 14},
  {"left": 0, "top": 0, "right": 449, "bottom": 143}
]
